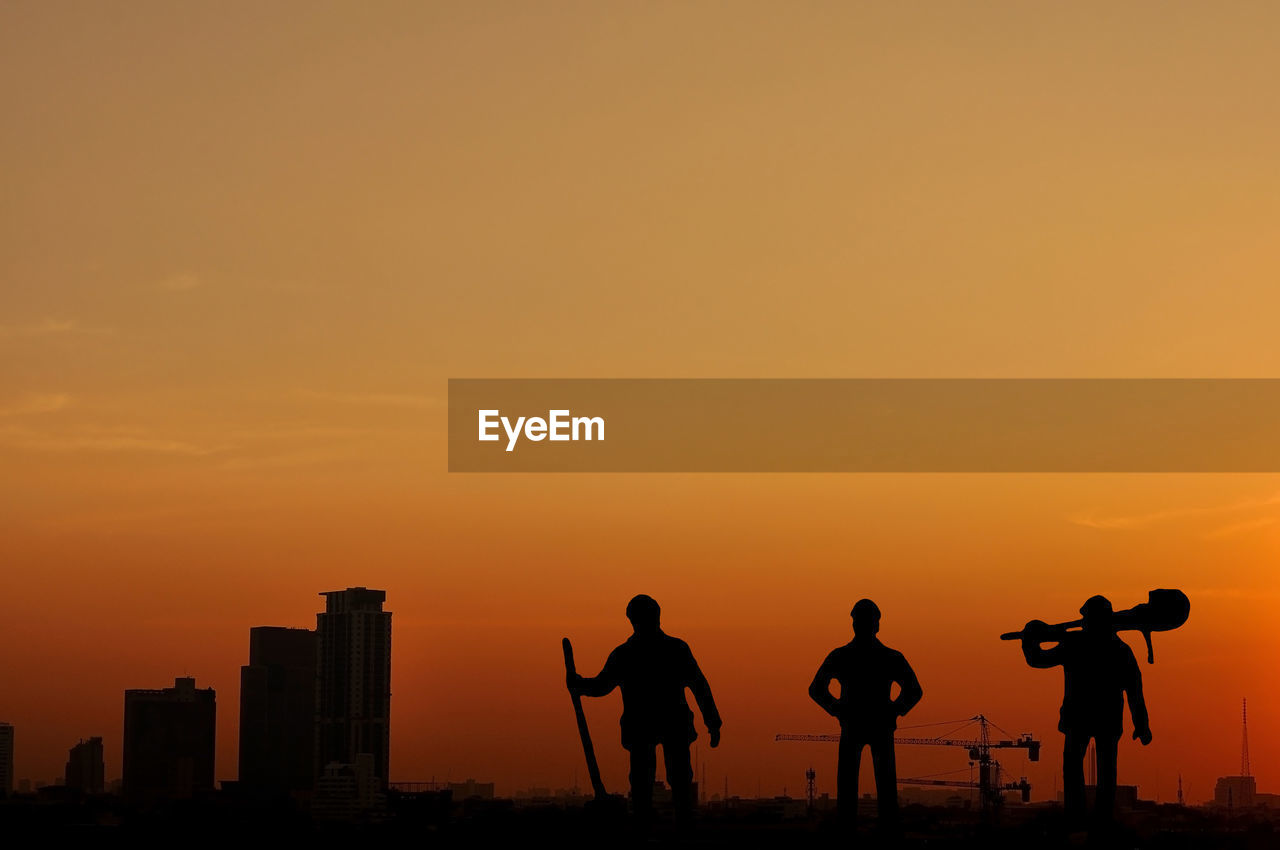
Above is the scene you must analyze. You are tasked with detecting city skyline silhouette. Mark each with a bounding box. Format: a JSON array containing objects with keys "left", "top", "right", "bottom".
[
  {"left": 0, "top": 582, "right": 1247, "bottom": 814},
  {"left": 2, "top": 582, "right": 1272, "bottom": 848}
]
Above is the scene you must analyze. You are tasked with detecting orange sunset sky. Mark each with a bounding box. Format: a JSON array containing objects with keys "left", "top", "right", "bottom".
[{"left": 3, "top": 2, "right": 1280, "bottom": 804}]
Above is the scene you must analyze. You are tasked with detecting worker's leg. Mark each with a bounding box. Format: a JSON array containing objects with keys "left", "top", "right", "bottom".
[
  {"left": 870, "top": 731, "right": 899, "bottom": 828},
  {"left": 662, "top": 738, "right": 694, "bottom": 820},
  {"left": 1093, "top": 734, "right": 1120, "bottom": 825},
  {"left": 837, "top": 733, "right": 864, "bottom": 826},
  {"left": 1062, "top": 732, "right": 1089, "bottom": 826},
  {"left": 629, "top": 744, "right": 657, "bottom": 821}
]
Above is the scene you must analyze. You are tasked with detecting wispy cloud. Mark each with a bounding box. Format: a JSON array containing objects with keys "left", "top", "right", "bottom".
[
  {"left": 0, "top": 393, "right": 71, "bottom": 417},
  {"left": 0, "top": 411, "right": 408, "bottom": 464},
  {"left": 0, "top": 425, "right": 226, "bottom": 456},
  {"left": 11, "top": 435, "right": 224, "bottom": 456},
  {"left": 158, "top": 272, "right": 202, "bottom": 292},
  {"left": 0, "top": 318, "right": 114, "bottom": 338},
  {"left": 1203, "top": 516, "right": 1278, "bottom": 539},
  {"left": 219, "top": 446, "right": 368, "bottom": 471},
  {"left": 298, "top": 389, "right": 440, "bottom": 409},
  {"left": 1071, "top": 492, "right": 1280, "bottom": 530},
  {"left": 220, "top": 425, "right": 376, "bottom": 441}
]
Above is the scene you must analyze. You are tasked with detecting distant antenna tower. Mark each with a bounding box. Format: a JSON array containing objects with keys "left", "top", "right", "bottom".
[
  {"left": 1177, "top": 773, "right": 1184, "bottom": 806},
  {"left": 805, "top": 766, "right": 816, "bottom": 812},
  {"left": 1241, "top": 698, "right": 1251, "bottom": 777}
]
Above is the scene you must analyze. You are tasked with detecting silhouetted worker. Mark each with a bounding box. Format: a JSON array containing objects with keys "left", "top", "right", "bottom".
[
  {"left": 568, "top": 594, "right": 721, "bottom": 823},
  {"left": 1021, "top": 595, "right": 1151, "bottom": 827},
  {"left": 809, "top": 599, "right": 922, "bottom": 831}
]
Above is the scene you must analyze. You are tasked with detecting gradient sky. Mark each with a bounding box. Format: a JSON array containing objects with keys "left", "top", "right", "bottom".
[{"left": 3, "top": 2, "right": 1279, "bottom": 804}]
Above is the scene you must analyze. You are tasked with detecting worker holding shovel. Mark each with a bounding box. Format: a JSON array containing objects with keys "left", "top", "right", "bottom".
[
  {"left": 566, "top": 594, "right": 722, "bottom": 825},
  {"left": 1004, "top": 589, "right": 1190, "bottom": 832},
  {"left": 1019, "top": 595, "right": 1153, "bottom": 829}
]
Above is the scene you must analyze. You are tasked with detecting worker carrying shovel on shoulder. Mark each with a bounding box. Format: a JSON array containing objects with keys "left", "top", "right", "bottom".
[{"left": 1003, "top": 589, "right": 1189, "bottom": 832}]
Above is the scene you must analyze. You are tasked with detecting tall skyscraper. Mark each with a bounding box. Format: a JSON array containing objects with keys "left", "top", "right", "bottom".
[
  {"left": 315, "top": 588, "right": 392, "bottom": 788},
  {"left": 123, "top": 677, "right": 216, "bottom": 804},
  {"left": 239, "top": 626, "right": 317, "bottom": 796},
  {"left": 65, "top": 736, "right": 105, "bottom": 794},
  {"left": 0, "top": 722, "right": 13, "bottom": 796}
]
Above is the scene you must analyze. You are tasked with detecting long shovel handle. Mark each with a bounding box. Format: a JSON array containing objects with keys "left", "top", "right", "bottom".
[{"left": 563, "top": 638, "right": 608, "bottom": 799}]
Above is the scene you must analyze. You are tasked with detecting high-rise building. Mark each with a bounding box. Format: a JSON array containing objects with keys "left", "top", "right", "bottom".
[
  {"left": 239, "top": 626, "right": 317, "bottom": 796},
  {"left": 315, "top": 588, "right": 392, "bottom": 788},
  {"left": 0, "top": 722, "right": 13, "bottom": 796},
  {"left": 65, "top": 736, "right": 105, "bottom": 794},
  {"left": 123, "top": 677, "right": 216, "bottom": 804}
]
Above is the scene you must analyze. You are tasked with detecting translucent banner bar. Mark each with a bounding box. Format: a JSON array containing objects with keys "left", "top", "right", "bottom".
[{"left": 448, "top": 379, "right": 1280, "bottom": 472}]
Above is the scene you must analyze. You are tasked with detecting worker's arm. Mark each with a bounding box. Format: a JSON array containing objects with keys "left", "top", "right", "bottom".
[
  {"left": 1123, "top": 646, "right": 1152, "bottom": 744},
  {"left": 568, "top": 647, "right": 622, "bottom": 698},
  {"left": 892, "top": 653, "right": 923, "bottom": 718},
  {"left": 1020, "top": 620, "right": 1067, "bottom": 668},
  {"left": 684, "top": 645, "right": 722, "bottom": 747},
  {"left": 808, "top": 652, "right": 841, "bottom": 718}
]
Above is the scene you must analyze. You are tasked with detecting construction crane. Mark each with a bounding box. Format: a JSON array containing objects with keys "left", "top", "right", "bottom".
[{"left": 776, "top": 715, "right": 1039, "bottom": 816}]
